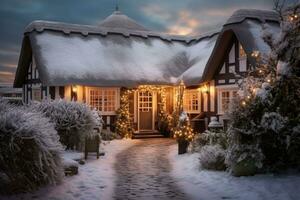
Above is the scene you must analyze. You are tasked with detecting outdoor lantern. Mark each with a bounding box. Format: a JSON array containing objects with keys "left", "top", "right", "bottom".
[
  {"left": 72, "top": 85, "right": 78, "bottom": 93},
  {"left": 201, "top": 84, "right": 209, "bottom": 93}
]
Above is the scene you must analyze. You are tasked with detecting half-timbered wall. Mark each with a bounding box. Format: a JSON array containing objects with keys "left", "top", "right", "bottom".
[
  {"left": 212, "top": 36, "right": 249, "bottom": 122},
  {"left": 23, "top": 56, "right": 45, "bottom": 103},
  {"left": 215, "top": 36, "right": 248, "bottom": 86}
]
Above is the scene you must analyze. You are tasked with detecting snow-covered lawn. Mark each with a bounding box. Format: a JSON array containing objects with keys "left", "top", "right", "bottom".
[
  {"left": 5, "top": 139, "right": 138, "bottom": 200},
  {"left": 169, "top": 144, "right": 300, "bottom": 200}
]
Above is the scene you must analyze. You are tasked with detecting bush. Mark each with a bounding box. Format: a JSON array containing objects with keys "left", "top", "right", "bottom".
[
  {"left": 101, "top": 129, "right": 121, "bottom": 141},
  {"left": 199, "top": 144, "right": 226, "bottom": 171},
  {"left": 31, "top": 99, "right": 98, "bottom": 150},
  {"left": 189, "top": 130, "right": 227, "bottom": 153},
  {"left": 189, "top": 133, "right": 209, "bottom": 153},
  {"left": 225, "top": 143, "right": 264, "bottom": 176},
  {"left": 0, "top": 100, "right": 63, "bottom": 193}
]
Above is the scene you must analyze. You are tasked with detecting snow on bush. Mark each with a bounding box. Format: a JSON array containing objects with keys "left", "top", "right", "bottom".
[
  {"left": 225, "top": 144, "right": 264, "bottom": 176},
  {"left": 261, "top": 112, "right": 286, "bottom": 133},
  {"left": 0, "top": 100, "right": 63, "bottom": 193},
  {"left": 92, "top": 108, "right": 104, "bottom": 130},
  {"left": 190, "top": 130, "right": 227, "bottom": 153},
  {"left": 189, "top": 133, "right": 209, "bottom": 153},
  {"left": 199, "top": 144, "right": 226, "bottom": 171},
  {"left": 31, "top": 99, "right": 98, "bottom": 150}
]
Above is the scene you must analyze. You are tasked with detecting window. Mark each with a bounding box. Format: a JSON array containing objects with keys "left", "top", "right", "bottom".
[
  {"left": 139, "top": 91, "right": 152, "bottom": 112},
  {"left": 88, "top": 88, "right": 119, "bottom": 114},
  {"left": 183, "top": 90, "right": 200, "bottom": 113},
  {"left": 32, "top": 87, "right": 41, "bottom": 101},
  {"left": 239, "top": 44, "right": 247, "bottom": 72},
  {"left": 219, "top": 90, "right": 237, "bottom": 114}
]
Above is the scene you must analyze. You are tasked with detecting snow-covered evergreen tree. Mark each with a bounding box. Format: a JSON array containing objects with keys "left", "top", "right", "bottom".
[{"left": 226, "top": 3, "right": 300, "bottom": 175}]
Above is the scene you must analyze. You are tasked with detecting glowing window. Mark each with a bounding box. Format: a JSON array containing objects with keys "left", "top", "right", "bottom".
[{"left": 183, "top": 90, "right": 200, "bottom": 113}]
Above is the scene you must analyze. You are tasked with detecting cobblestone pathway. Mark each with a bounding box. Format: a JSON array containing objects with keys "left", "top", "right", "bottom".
[{"left": 113, "top": 138, "right": 188, "bottom": 200}]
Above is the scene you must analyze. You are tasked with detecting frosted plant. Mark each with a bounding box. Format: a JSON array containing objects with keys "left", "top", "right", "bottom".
[
  {"left": 199, "top": 144, "right": 226, "bottom": 171},
  {"left": 30, "top": 99, "right": 98, "bottom": 150},
  {"left": 261, "top": 112, "right": 287, "bottom": 133},
  {"left": 0, "top": 100, "right": 63, "bottom": 193}
]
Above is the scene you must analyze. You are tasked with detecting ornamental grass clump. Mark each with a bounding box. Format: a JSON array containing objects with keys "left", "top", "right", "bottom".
[
  {"left": 0, "top": 100, "right": 63, "bottom": 193},
  {"left": 31, "top": 99, "right": 98, "bottom": 150}
]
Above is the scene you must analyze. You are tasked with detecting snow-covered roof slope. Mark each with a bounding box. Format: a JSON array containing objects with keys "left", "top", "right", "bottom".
[
  {"left": 201, "top": 9, "right": 280, "bottom": 82},
  {"left": 28, "top": 31, "right": 217, "bottom": 87},
  {"left": 14, "top": 9, "right": 279, "bottom": 88},
  {"left": 15, "top": 10, "right": 218, "bottom": 87}
]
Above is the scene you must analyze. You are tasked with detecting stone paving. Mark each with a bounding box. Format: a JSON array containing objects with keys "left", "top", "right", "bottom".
[{"left": 113, "top": 138, "right": 188, "bottom": 200}]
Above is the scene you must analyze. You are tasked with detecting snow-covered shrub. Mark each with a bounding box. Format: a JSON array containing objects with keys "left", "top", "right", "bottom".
[
  {"left": 261, "top": 112, "right": 286, "bottom": 133},
  {"left": 31, "top": 99, "right": 97, "bottom": 150},
  {"left": 199, "top": 144, "right": 226, "bottom": 171},
  {"left": 101, "top": 129, "right": 121, "bottom": 141},
  {"left": 190, "top": 130, "right": 227, "bottom": 153},
  {"left": 225, "top": 143, "right": 264, "bottom": 176},
  {"left": 189, "top": 133, "right": 209, "bottom": 153},
  {"left": 91, "top": 108, "right": 104, "bottom": 131},
  {"left": 0, "top": 101, "right": 63, "bottom": 193}
]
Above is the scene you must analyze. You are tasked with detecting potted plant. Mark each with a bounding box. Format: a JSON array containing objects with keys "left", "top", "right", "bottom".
[{"left": 173, "top": 112, "right": 194, "bottom": 154}]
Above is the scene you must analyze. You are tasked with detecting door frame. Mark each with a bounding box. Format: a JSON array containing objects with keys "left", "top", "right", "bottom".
[{"left": 136, "top": 90, "right": 157, "bottom": 132}]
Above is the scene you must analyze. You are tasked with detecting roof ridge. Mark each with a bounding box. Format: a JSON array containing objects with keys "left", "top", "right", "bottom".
[
  {"left": 225, "top": 9, "right": 280, "bottom": 26},
  {"left": 24, "top": 20, "right": 219, "bottom": 44}
]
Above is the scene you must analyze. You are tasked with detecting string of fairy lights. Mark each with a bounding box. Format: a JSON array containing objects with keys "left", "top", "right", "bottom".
[{"left": 115, "top": 84, "right": 195, "bottom": 141}]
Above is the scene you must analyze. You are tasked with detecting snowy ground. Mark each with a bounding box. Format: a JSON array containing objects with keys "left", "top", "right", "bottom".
[
  {"left": 4, "top": 139, "right": 138, "bottom": 200},
  {"left": 3, "top": 139, "right": 300, "bottom": 200},
  {"left": 169, "top": 144, "right": 300, "bottom": 200}
]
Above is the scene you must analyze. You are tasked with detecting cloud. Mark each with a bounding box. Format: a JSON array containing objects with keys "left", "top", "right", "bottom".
[
  {"left": 167, "top": 11, "right": 201, "bottom": 35},
  {"left": 0, "top": 71, "right": 14, "bottom": 76}
]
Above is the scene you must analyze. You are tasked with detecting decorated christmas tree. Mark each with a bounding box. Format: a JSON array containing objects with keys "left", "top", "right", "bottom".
[{"left": 115, "top": 90, "right": 133, "bottom": 138}]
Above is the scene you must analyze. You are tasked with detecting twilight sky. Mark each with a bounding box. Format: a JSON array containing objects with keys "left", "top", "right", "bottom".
[{"left": 0, "top": 0, "right": 295, "bottom": 86}]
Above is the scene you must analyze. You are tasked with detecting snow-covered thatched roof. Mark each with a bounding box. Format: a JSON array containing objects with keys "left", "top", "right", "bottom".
[
  {"left": 14, "top": 9, "right": 280, "bottom": 88},
  {"left": 14, "top": 11, "right": 218, "bottom": 88},
  {"left": 202, "top": 9, "right": 280, "bottom": 82}
]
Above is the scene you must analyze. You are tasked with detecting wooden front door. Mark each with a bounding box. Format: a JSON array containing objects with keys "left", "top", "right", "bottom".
[{"left": 138, "top": 91, "right": 153, "bottom": 131}]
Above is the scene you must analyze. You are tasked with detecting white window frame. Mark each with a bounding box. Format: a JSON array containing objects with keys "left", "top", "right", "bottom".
[
  {"left": 86, "top": 87, "right": 120, "bottom": 115},
  {"left": 217, "top": 85, "right": 238, "bottom": 115},
  {"left": 138, "top": 91, "right": 153, "bottom": 112},
  {"left": 183, "top": 89, "right": 201, "bottom": 114}
]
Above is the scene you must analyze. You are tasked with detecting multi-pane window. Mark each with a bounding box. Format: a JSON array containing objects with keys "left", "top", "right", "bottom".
[
  {"left": 183, "top": 90, "right": 200, "bottom": 113},
  {"left": 139, "top": 91, "right": 152, "bottom": 112},
  {"left": 221, "top": 91, "right": 230, "bottom": 112},
  {"left": 219, "top": 90, "right": 238, "bottom": 114},
  {"left": 88, "top": 88, "right": 118, "bottom": 114}
]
